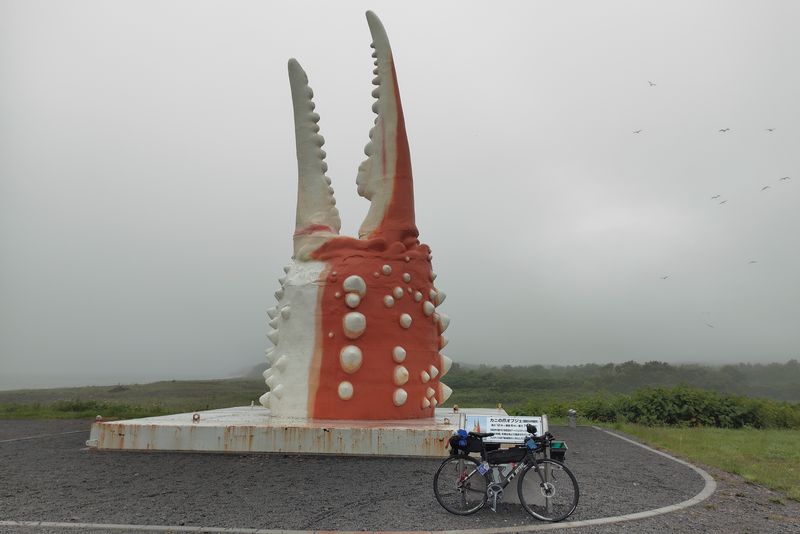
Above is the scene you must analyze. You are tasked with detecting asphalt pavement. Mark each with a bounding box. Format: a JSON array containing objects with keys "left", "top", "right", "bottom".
[{"left": 1, "top": 420, "right": 797, "bottom": 533}]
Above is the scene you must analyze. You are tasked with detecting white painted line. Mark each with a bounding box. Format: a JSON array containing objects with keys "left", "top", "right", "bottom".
[
  {"left": 0, "top": 430, "right": 86, "bottom": 444},
  {"left": 0, "top": 523, "right": 279, "bottom": 533},
  {"left": 1, "top": 426, "right": 716, "bottom": 533},
  {"left": 436, "top": 427, "right": 717, "bottom": 533}
]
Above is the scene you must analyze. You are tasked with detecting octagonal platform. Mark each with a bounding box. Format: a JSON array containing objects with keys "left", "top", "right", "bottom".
[{"left": 85, "top": 405, "right": 480, "bottom": 457}]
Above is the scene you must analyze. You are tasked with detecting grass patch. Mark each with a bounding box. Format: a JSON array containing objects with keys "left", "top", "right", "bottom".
[
  {"left": 0, "top": 378, "right": 265, "bottom": 420},
  {"left": 607, "top": 423, "right": 800, "bottom": 501}
]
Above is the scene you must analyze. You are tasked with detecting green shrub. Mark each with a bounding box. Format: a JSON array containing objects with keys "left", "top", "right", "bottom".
[{"left": 507, "top": 386, "right": 800, "bottom": 429}]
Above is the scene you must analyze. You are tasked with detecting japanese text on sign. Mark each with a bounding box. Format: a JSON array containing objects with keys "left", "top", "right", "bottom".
[{"left": 484, "top": 416, "right": 542, "bottom": 443}]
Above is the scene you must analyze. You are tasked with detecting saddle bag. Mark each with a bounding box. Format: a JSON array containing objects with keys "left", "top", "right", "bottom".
[{"left": 448, "top": 430, "right": 500, "bottom": 454}]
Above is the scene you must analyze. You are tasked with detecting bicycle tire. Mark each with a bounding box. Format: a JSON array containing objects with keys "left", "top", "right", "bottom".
[
  {"left": 433, "top": 455, "right": 488, "bottom": 515},
  {"left": 517, "top": 458, "right": 579, "bottom": 522}
]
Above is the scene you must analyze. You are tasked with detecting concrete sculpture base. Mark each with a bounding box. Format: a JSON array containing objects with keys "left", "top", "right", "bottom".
[{"left": 86, "top": 407, "right": 460, "bottom": 457}]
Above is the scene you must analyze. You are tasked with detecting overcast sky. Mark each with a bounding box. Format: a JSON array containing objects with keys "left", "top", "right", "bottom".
[{"left": 1, "top": 1, "right": 798, "bottom": 390}]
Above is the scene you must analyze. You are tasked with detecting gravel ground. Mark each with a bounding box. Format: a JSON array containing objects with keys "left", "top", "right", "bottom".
[{"left": 1, "top": 420, "right": 796, "bottom": 533}]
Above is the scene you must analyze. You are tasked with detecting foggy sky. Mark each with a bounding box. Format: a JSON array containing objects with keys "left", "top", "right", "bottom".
[{"left": 1, "top": 0, "right": 799, "bottom": 390}]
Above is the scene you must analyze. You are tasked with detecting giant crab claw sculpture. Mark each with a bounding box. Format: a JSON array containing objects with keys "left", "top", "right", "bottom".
[{"left": 259, "top": 12, "right": 452, "bottom": 420}]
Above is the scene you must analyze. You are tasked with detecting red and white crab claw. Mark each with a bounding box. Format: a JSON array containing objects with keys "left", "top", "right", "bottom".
[{"left": 261, "top": 12, "right": 452, "bottom": 421}]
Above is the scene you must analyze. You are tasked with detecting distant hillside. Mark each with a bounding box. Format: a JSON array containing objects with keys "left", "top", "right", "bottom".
[
  {"left": 0, "top": 378, "right": 263, "bottom": 410},
  {"left": 444, "top": 359, "right": 800, "bottom": 406},
  {"left": 246, "top": 359, "right": 800, "bottom": 403},
  {"left": 3, "top": 360, "right": 795, "bottom": 419}
]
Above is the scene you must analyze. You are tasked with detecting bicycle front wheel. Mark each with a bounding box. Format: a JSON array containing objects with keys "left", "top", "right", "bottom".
[
  {"left": 433, "top": 455, "right": 488, "bottom": 515},
  {"left": 517, "top": 458, "right": 579, "bottom": 522}
]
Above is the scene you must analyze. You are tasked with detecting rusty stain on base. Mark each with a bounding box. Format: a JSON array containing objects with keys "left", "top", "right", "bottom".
[{"left": 87, "top": 406, "right": 457, "bottom": 457}]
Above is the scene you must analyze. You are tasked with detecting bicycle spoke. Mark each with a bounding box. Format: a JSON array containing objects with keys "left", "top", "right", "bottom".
[
  {"left": 518, "top": 459, "right": 579, "bottom": 522},
  {"left": 433, "top": 456, "right": 488, "bottom": 515}
]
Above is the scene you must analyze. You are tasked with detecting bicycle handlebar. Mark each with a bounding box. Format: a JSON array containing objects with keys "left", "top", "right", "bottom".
[{"left": 524, "top": 427, "right": 554, "bottom": 449}]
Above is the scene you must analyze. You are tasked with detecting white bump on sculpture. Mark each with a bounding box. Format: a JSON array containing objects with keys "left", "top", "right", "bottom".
[
  {"left": 435, "top": 291, "right": 446, "bottom": 306},
  {"left": 429, "top": 365, "right": 439, "bottom": 378},
  {"left": 438, "top": 313, "right": 450, "bottom": 332},
  {"left": 393, "top": 286, "right": 404, "bottom": 299},
  {"left": 421, "top": 370, "right": 430, "bottom": 383},
  {"left": 441, "top": 355, "right": 453, "bottom": 376},
  {"left": 345, "top": 293, "right": 361, "bottom": 308},
  {"left": 340, "top": 346, "right": 363, "bottom": 374},
  {"left": 281, "top": 306, "right": 291, "bottom": 319},
  {"left": 422, "top": 301, "right": 435, "bottom": 316},
  {"left": 414, "top": 291, "right": 422, "bottom": 302},
  {"left": 431, "top": 397, "right": 438, "bottom": 407},
  {"left": 393, "top": 388, "right": 408, "bottom": 406},
  {"left": 440, "top": 383, "right": 453, "bottom": 403},
  {"left": 267, "top": 307, "right": 279, "bottom": 319},
  {"left": 431, "top": 272, "right": 437, "bottom": 281},
  {"left": 402, "top": 273, "right": 411, "bottom": 282},
  {"left": 343, "top": 275, "right": 367, "bottom": 296},
  {"left": 338, "top": 381, "right": 354, "bottom": 400},
  {"left": 393, "top": 365, "right": 409, "bottom": 385},
  {"left": 422, "top": 397, "right": 431, "bottom": 408},
  {"left": 392, "top": 346, "right": 406, "bottom": 363},
  {"left": 274, "top": 354, "right": 289, "bottom": 371},
  {"left": 399, "top": 313, "right": 412, "bottom": 329},
  {"left": 272, "top": 383, "right": 285, "bottom": 399},
  {"left": 382, "top": 264, "right": 392, "bottom": 275},
  {"left": 426, "top": 386, "right": 435, "bottom": 398},
  {"left": 383, "top": 295, "right": 395, "bottom": 308},
  {"left": 267, "top": 330, "right": 279, "bottom": 344},
  {"left": 343, "top": 312, "right": 367, "bottom": 339},
  {"left": 429, "top": 289, "right": 436, "bottom": 301}
]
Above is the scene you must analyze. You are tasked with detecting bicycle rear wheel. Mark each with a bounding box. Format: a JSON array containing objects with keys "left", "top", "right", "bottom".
[
  {"left": 517, "top": 458, "right": 579, "bottom": 522},
  {"left": 433, "top": 455, "right": 487, "bottom": 515}
]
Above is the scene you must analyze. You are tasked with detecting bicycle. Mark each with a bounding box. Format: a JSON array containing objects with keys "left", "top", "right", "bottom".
[{"left": 433, "top": 424, "right": 579, "bottom": 522}]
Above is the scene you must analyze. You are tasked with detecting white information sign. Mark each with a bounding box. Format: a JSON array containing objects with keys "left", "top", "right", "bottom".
[{"left": 484, "top": 416, "right": 543, "bottom": 444}]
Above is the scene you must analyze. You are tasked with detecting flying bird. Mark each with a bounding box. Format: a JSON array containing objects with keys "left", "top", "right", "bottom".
[
  {"left": 711, "top": 195, "right": 721, "bottom": 199},
  {"left": 779, "top": 176, "right": 791, "bottom": 181},
  {"left": 748, "top": 260, "right": 758, "bottom": 264},
  {"left": 761, "top": 185, "right": 771, "bottom": 191},
  {"left": 705, "top": 323, "right": 715, "bottom": 329},
  {"left": 719, "top": 128, "right": 730, "bottom": 133},
  {"left": 660, "top": 275, "right": 670, "bottom": 280},
  {"left": 719, "top": 200, "right": 728, "bottom": 204},
  {"left": 765, "top": 128, "right": 775, "bottom": 132},
  {"left": 633, "top": 129, "right": 643, "bottom": 134},
  {"left": 648, "top": 81, "right": 656, "bottom": 86}
]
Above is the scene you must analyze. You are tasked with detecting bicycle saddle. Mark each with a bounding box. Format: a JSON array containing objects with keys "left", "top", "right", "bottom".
[{"left": 468, "top": 431, "right": 494, "bottom": 438}]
